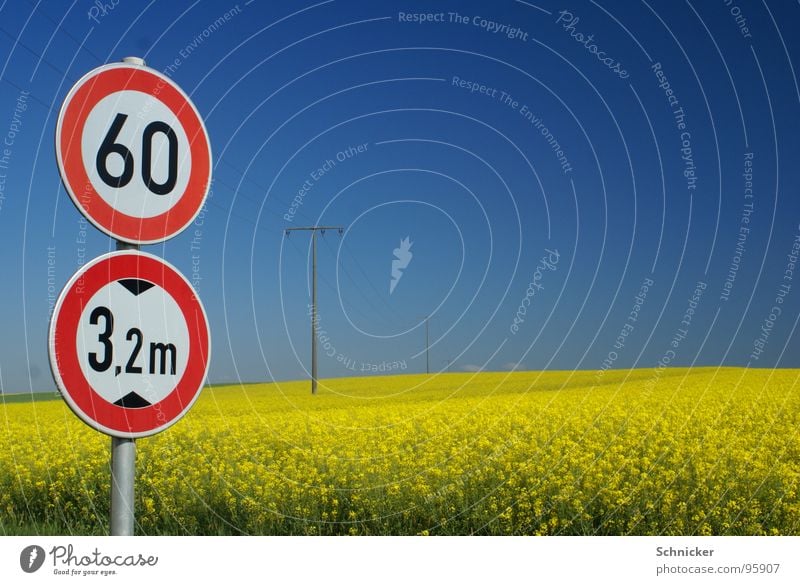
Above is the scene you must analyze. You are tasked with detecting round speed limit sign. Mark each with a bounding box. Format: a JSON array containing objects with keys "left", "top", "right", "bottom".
[{"left": 56, "top": 61, "right": 212, "bottom": 244}]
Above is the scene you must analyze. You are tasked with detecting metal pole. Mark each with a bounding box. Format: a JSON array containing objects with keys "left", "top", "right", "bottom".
[
  {"left": 110, "top": 437, "right": 135, "bottom": 535},
  {"left": 285, "top": 226, "right": 343, "bottom": 394},
  {"left": 111, "top": 239, "right": 138, "bottom": 536},
  {"left": 311, "top": 230, "right": 318, "bottom": 395},
  {"left": 425, "top": 316, "right": 430, "bottom": 374}
]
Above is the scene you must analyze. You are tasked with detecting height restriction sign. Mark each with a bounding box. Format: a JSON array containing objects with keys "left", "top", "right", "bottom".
[
  {"left": 55, "top": 61, "right": 212, "bottom": 245},
  {"left": 48, "top": 251, "right": 211, "bottom": 438}
]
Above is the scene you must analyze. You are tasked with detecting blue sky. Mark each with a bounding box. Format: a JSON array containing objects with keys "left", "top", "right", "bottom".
[{"left": 1, "top": 0, "right": 799, "bottom": 392}]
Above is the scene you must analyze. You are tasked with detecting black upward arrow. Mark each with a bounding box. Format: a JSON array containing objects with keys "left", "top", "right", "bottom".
[{"left": 113, "top": 391, "right": 152, "bottom": 408}]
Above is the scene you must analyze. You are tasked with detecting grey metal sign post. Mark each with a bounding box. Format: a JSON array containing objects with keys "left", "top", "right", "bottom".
[
  {"left": 111, "top": 240, "right": 138, "bottom": 536},
  {"left": 110, "top": 437, "right": 136, "bottom": 535}
]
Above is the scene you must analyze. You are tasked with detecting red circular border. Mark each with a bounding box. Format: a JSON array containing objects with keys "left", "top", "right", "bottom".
[
  {"left": 57, "top": 65, "right": 211, "bottom": 243},
  {"left": 51, "top": 252, "right": 209, "bottom": 437}
]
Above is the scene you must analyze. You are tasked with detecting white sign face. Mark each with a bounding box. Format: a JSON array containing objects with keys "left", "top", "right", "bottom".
[
  {"left": 56, "top": 62, "right": 212, "bottom": 244},
  {"left": 80, "top": 90, "right": 193, "bottom": 219},
  {"left": 76, "top": 278, "right": 190, "bottom": 408}
]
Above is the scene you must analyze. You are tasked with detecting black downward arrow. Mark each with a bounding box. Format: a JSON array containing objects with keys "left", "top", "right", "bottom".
[{"left": 117, "top": 279, "right": 155, "bottom": 296}]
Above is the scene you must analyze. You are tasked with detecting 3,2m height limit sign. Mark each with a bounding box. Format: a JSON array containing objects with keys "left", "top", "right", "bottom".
[
  {"left": 49, "top": 250, "right": 210, "bottom": 438},
  {"left": 55, "top": 61, "right": 212, "bottom": 245}
]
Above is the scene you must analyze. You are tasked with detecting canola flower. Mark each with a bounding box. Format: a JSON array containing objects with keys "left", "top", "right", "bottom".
[{"left": 0, "top": 367, "right": 798, "bottom": 535}]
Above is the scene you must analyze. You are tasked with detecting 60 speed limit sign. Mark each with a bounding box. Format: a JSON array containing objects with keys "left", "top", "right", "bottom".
[
  {"left": 48, "top": 251, "right": 210, "bottom": 438},
  {"left": 56, "top": 61, "right": 212, "bottom": 244}
]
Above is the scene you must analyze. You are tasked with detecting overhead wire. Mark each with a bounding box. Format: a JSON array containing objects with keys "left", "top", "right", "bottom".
[{"left": 1, "top": 5, "right": 429, "bottom": 330}]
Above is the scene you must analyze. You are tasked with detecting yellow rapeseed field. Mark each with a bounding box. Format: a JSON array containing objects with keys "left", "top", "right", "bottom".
[{"left": 1, "top": 367, "right": 799, "bottom": 535}]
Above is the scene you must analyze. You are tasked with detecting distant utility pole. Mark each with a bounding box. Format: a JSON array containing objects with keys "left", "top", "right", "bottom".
[
  {"left": 425, "top": 316, "right": 430, "bottom": 374},
  {"left": 418, "top": 315, "right": 430, "bottom": 374},
  {"left": 285, "top": 226, "right": 344, "bottom": 394}
]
